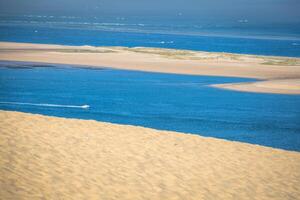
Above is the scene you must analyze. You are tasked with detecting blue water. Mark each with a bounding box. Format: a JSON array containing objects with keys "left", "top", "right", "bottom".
[
  {"left": 0, "top": 15, "right": 300, "bottom": 57},
  {"left": 1, "top": 61, "right": 300, "bottom": 151}
]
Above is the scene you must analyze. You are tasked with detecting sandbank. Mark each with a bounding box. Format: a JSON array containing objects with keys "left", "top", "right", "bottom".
[
  {"left": 0, "top": 42, "right": 300, "bottom": 94},
  {"left": 212, "top": 79, "right": 300, "bottom": 95}
]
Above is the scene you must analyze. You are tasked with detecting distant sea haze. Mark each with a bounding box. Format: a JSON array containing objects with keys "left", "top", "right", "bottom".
[{"left": 0, "top": 15, "right": 300, "bottom": 57}]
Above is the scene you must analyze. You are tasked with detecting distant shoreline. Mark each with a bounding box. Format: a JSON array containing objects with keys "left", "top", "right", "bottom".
[
  {"left": 1, "top": 40, "right": 299, "bottom": 59},
  {"left": 0, "top": 42, "right": 300, "bottom": 94}
]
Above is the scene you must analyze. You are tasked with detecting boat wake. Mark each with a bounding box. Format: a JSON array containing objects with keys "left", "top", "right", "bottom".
[{"left": 0, "top": 102, "right": 90, "bottom": 109}]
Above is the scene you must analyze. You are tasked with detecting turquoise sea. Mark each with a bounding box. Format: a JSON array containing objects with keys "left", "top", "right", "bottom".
[{"left": 0, "top": 61, "right": 299, "bottom": 151}]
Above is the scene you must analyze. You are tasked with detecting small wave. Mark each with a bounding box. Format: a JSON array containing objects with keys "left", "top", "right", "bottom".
[
  {"left": 101, "top": 23, "right": 126, "bottom": 26},
  {"left": 238, "top": 19, "right": 248, "bottom": 23},
  {"left": 292, "top": 43, "right": 299, "bottom": 46},
  {"left": 60, "top": 16, "right": 78, "bottom": 19},
  {"left": 0, "top": 102, "right": 90, "bottom": 109},
  {"left": 151, "top": 41, "right": 174, "bottom": 44}
]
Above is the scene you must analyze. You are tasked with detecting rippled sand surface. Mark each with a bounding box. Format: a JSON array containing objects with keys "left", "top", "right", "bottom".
[{"left": 1, "top": 110, "right": 300, "bottom": 199}]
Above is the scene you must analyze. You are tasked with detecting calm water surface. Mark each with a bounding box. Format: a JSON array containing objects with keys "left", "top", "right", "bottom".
[
  {"left": 0, "top": 15, "right": 300, "bottom": 57},
  {"left": 0, "top": 61, "right": 299, "bottom": 151}
]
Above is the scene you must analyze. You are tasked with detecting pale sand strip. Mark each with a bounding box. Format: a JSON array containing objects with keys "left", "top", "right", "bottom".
[
  {"left": 211, "top": 79, "right": 300, "bottom": 95},
  {"left": 0, "top": 42, "right": 300, "bottom": 94},
  {"left": 1, "top": 110, "right": 300, "bottom": 199}
]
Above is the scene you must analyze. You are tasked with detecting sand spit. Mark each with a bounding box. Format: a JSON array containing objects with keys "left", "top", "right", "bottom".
[
  {"left": 0, "top": 42, "right": 300, "bottom": 94},
  {"left": 211, "top": 78, "right": 300, "bottom": 95},
  {"left": 1, "top": 110, "right": 300, "bottom": 200}
]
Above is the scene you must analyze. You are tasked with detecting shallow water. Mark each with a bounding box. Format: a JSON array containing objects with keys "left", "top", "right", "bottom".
[{"left": 0, "top": 62, "right": 300, "bottom": 151}]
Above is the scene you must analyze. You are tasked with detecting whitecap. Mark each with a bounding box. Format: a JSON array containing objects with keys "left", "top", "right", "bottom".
[
  {"left": 157, "top": 41, "right": 174, "bottom": 44},
  {"left": 0, "top": 102, "right": 90, "bottom": 109}
]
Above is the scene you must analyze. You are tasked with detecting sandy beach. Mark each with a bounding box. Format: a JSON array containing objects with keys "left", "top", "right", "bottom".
[
  {"left": 1, "top": 42, "right": 300, "bottom": 94},
  {"left": 1, "top": 110, "right": 300, "bottom": 200}
]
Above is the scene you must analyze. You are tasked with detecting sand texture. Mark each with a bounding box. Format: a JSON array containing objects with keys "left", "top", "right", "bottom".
[
  {"left": 1, "top": 110, "right": 300, "bottom": 200},
  {"left": 1, "top": 42, "right": 300, "bottom": 94}
]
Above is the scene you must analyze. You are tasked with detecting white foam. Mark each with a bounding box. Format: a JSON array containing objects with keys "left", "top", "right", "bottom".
[
  {"left": 0, "top": 102, "right": 90, "bottom": 109},
  {"left": 238, "top": 19, "right": 248, "bottom": 23},
  {"left": 155, "top": 41, "right": 174, "bottom": 44}
]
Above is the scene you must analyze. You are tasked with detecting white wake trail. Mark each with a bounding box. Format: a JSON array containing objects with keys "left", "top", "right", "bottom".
[{"left": 0, "top": 102, "right": 90, "bottom": 109}]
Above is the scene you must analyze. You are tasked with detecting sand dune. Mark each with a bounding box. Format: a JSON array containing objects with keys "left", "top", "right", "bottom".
[
  {"left": 1, "top": 110, "right": 300, "bottom": 199},
  {"left": 0, "top": 42, "right": 300, "bottom": 94}
]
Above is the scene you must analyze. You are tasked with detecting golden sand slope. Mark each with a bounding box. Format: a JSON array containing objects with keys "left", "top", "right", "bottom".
[
  {"left": 1, "top": 110, "right": 300, "bottom": 200},
  {"left": 1, "top": 42, "right": 300, "bottom": 94}
]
